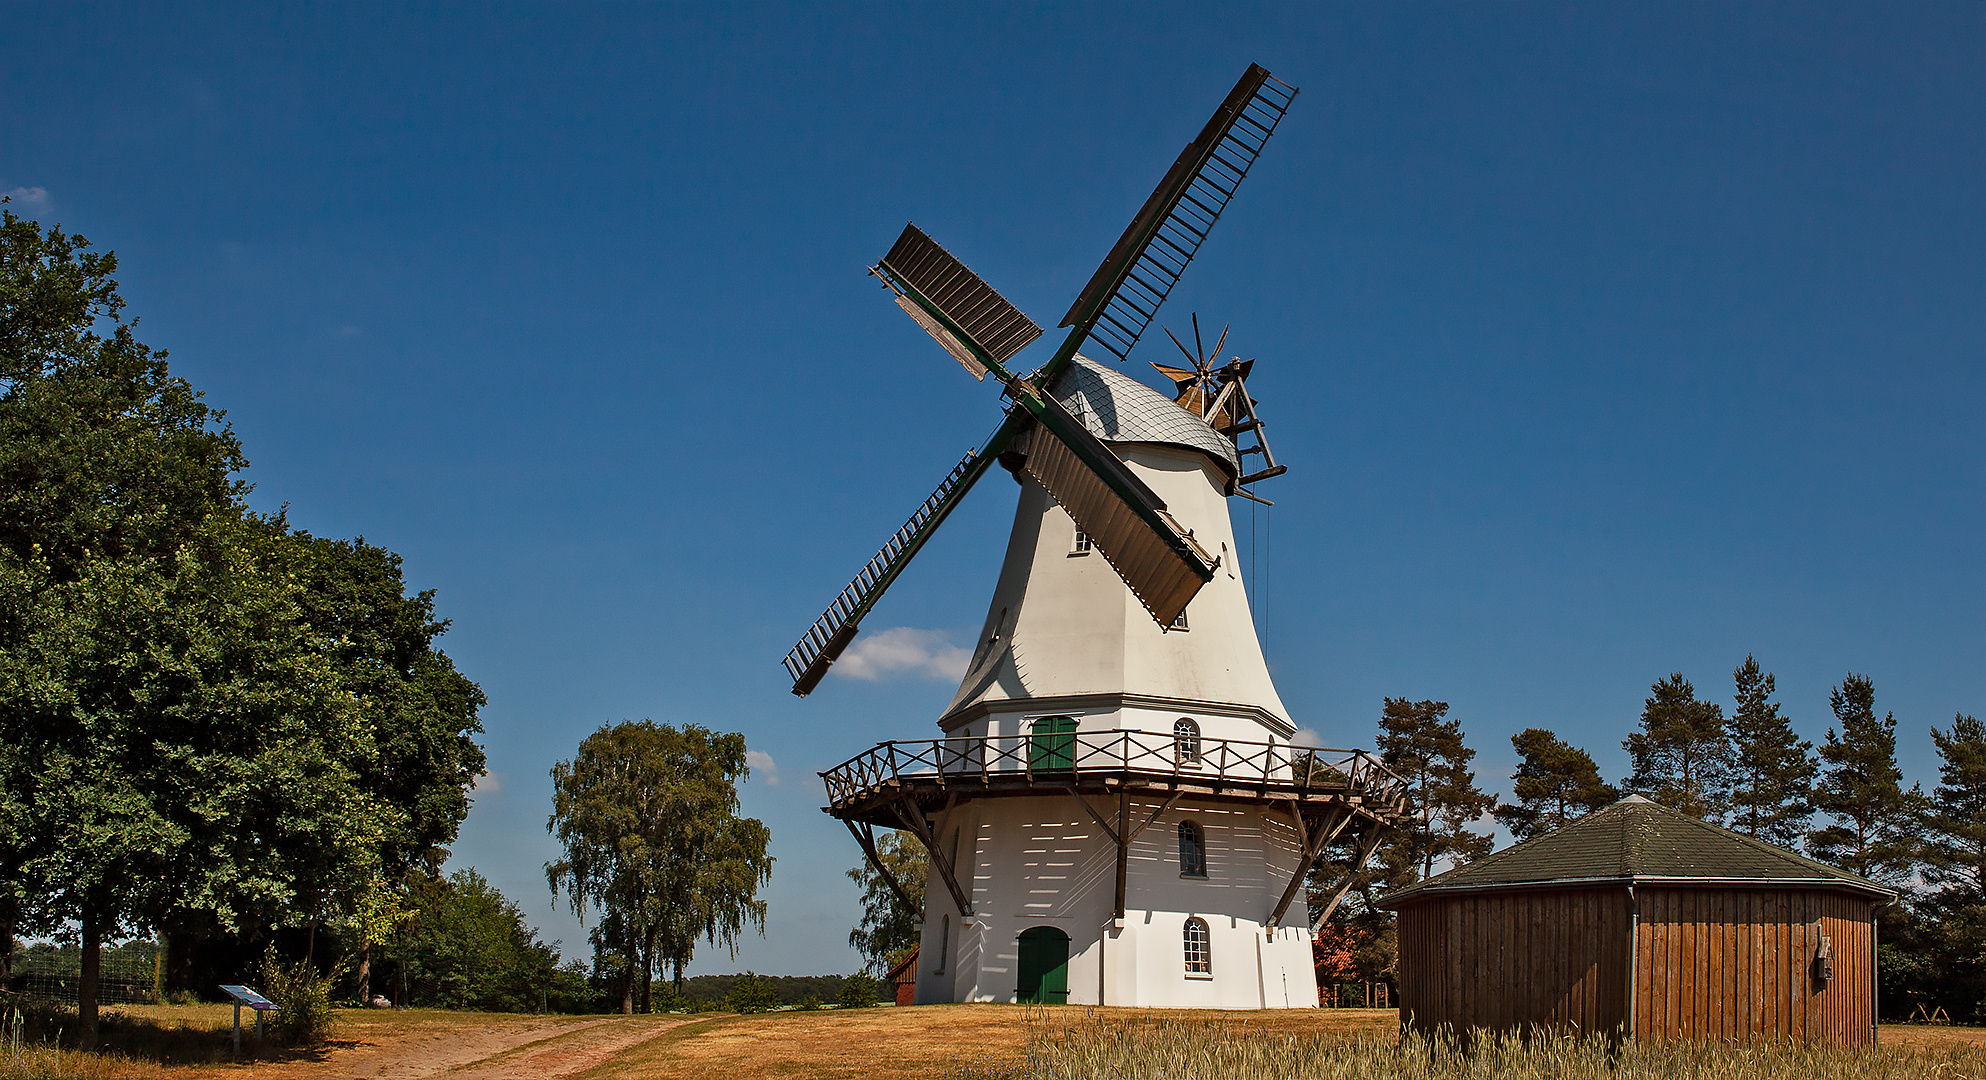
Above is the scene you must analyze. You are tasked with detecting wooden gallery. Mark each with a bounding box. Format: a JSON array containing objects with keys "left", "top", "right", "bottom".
[{"left": 1382, "top": 795, "right": 1894, "bottom": 1045}]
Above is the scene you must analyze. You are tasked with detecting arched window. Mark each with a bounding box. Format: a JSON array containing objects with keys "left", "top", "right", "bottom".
[
  {"left": 937, "top": 914, "right": 950, "bottom": 975},
  {"left": 1183, "top": 917, "right": 1212, "bottom": 975},
  {"left": 1173, "top": 718, "right": 1201, "bottom": 764},
  {"left": 1178, "top": 820, "right": 1206, "bottom": 878}
]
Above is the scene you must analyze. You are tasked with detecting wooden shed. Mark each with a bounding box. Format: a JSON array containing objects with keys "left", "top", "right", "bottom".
[{"left": 1379, "top": 796, "right": 1895, "bottom": 1045}]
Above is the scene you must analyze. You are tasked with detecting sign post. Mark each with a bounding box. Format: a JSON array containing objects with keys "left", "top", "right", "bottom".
[{"left": 218, "top": 985, "right": 279, "bottom": 1058}]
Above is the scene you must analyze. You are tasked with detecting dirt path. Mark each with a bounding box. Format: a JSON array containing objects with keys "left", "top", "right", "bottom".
[{"left": 128, "top": 1010, "right": 695, "bottom": 1080}]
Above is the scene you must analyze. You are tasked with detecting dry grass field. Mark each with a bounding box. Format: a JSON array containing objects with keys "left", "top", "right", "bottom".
[{"left": 6, "top": 1003, "right": 1986, "bottom": 1079}]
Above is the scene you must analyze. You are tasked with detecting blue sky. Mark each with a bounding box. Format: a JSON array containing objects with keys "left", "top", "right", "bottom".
[{"left": 5, "top": 4, "right": 1980, "bottom": 977}]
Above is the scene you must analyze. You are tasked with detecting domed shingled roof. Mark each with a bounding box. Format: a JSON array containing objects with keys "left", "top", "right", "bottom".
[
  {"left": 1377, "top": 795, "right": 1896, "bottom": 906},
  {"left": 1049, "top": 355, "right": 1241, "bottom": 485}
]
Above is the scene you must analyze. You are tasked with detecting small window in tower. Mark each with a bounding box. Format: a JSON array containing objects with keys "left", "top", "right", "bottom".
[
  {"left": 1183, "top": 917, "right": 1212, "bottom": 975},
  {"left": 1171, "top": 607, "right": 1189, "bottom": 630},
  {"left": 1178, "top": 820, "right": 1206, "bottom": 878},
  {"left": 1174, "top": 718, "right": 1201, "bottom": 765},
  {"left": 1071, "top": 529, "right": 1092, "bottom": 555}
]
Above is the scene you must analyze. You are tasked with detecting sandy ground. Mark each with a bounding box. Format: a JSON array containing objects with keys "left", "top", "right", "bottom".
[{"left": 95, "top": 1006, "right": 693, "bottom": 1079}]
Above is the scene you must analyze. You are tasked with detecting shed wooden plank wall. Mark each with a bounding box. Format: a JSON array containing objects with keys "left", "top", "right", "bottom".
[
  {"left": 1396, "top": 888, "right": 1629, "bottom": 1037},
  {"left": 1632, "top": 888, "right": 1874, "bottom": 1046}
]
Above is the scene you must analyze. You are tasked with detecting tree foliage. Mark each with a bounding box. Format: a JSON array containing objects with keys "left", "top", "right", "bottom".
[
  {"left": 1494, "top": 728, "right": 1617, "bottom": 842},
  {"left": 1725, "top": 656, "right": 1815, "bottom": 847},
  {"left": 1375, "top": 698, "right": 1494, "bottom": 879},
  {"left": 547, "top": 721, "right": 771, "bottom": 1014},
  {"left": 1808, "top": 673, "right": 1922, "bottom": 885},
  {"left": 845, "top": 830, "right": 925, "bottom": 975},
  {"left": 382, "top": 868, "right": 580, "bottom": 1013},
  {"left": 0, "top": 207, "right": 485, "bottom": 1038},
  {"left": 1622, "top": 673, "right": 1732, "bottom": 820},
  {"left": 1924, "top": 714, "right": 1986, "bottom": 898}
]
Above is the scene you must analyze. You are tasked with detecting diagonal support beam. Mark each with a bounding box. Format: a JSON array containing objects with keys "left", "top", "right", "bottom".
[
  {"left": 843, "top": 819, "right": 917, "bottom": 919},
  {"left": 1071, "top": 787, "right": 1186, "bottom": 919},
  {"left": 892, "top": 798, "right": 973, "bottom": 917},
  {"left": 1267, "top": 804, "right": 1356, "bottom": 928},
  {"left": 1310, "top": 824, "right": 1390, "bottom": 931}
]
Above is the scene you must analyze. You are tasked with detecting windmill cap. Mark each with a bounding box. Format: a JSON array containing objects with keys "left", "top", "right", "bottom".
[{"left": 1050, "top": 355, "right": 1242, "bottom": 483}]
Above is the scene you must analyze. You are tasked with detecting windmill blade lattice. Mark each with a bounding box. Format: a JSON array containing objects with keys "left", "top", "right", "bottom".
[
  {"left": 782, "top": 412, "right": 1022, "bottom": 696},
  {"left": 1056, "top": 65, "right": 1297, "bottom": 368}
]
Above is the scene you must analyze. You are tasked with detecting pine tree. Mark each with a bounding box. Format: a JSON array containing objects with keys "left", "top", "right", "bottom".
[
  {"left": 1376, "top": 698, "right": 1495, "bottom": 878},
  {"left": 1923, "top": 714, "right": 1986, "bottom": 900},
  {"left": 1622, "top": 673, "right": 1733, "bottom": 820},
  {"left": 1918, "top": 713, "right": 1986, "bottom": 1019},
  {"left": 1725, "top": 655, "right": 1816, "bottom": 848},
  {"left": 1494, "top": 728, "right": 1618, "bottom": 842},
  {"left": 1807, "top": 673, "right": 1922, "bottom": 885}
]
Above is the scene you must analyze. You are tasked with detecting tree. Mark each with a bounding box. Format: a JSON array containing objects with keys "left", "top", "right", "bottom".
[
  {"left": 384, "top": 868, "right": 573, "bottom": 1012},
  {"left": 1622, "top": 673, "right": 1733, "bottom": 820},
  {"left": 1924, "top": 714, "right": 1986, "bottom": 898},
  {"left": 1807, "top": 673, "right": 1922, "bottom": 886},
  {"left": 846, "top": 830, "right": 925, "bottom": 975},
  {"left": 1494, "top": 728, "right": 1617, "bottom": 841},
  {"left": 1725, "top": 656, "right": 1816, "bottom": 848},
  {"left": 1, "top": 207, "right": 486, "bottom": 1039},
  {"left": 1894, "top": 714, "right": 1986, "bottom": 1022},
  {"left": 0, "top": 205, "right": 247, "bottom": 1031},
  {"left": 547, "top": 721, "right": 772, "bottom": 1014},
  {"left": 1375, "top": 698, "right": 1495, "bottom": 879}
]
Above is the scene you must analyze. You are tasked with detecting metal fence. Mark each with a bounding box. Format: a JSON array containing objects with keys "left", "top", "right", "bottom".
[{"left": 6, "top": 942, "right": 161, "bottom": 1006}]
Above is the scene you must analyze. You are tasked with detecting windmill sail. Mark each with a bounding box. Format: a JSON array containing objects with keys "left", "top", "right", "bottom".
[
  {"left": 1017, "top": 394, "right": 1218, "bottom": 627},
  {"left": 1057, "top": 64, "right": 1297, "bottom": 365},
  {"left": 782, "top": 412, "right": 1025, "bottom": 696},
  {"left": 876, "top": 224, "right": 1042, "bottom": 380}
]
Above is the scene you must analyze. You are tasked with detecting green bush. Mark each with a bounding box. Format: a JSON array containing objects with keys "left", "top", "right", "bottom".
[
  {"left": 796, "top": 994, "right": 822, "bottom": 1011},
  {"left": 726, "top": 973, "right": 780, "bottom": 1014},
  {"left": 258, "top": 947, "right": 341, "bottom": 1046},
  {"left": 838, "top": 972, "right": 878, "bottom": 1009}
]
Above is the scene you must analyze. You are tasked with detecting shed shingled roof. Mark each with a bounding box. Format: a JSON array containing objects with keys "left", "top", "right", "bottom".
[{"left": 1377, "top": 795, "right": 1895, "bottom": 907}]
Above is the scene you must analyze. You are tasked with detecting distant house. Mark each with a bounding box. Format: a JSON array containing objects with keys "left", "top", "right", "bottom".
[
  {"left": 1380, "top": 795, "right": 1894, "bottom": 1045},
  {"left": 883, "top": 947, "right": 919, "bottom": 1007}
]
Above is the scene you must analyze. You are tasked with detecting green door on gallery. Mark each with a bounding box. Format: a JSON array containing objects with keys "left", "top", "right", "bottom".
[
  {"left": 1017, "top": 926, "right": 1070, "bottom": 1004},
  {"left": 1028, "top": 716, "right": 1077, "bottom": 771}
]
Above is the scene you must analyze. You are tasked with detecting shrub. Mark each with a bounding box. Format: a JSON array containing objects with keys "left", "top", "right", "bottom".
[
  {"left": 726, "top": 973, "right": 780, "bottom": 1014},
  {"left": 838, "top": 972, "right": 878, "bottom": 1009},
  {"left": 257, "top": 947, "right": 340, "bottom": 1046},
  {"left": 796, "top": 995, "right": 822, "bottom": 1011}
]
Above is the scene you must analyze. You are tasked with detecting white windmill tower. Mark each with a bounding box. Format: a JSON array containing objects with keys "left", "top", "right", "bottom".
[{"left": 786, "top": 65, "right": 1406, "bottom": 1008}]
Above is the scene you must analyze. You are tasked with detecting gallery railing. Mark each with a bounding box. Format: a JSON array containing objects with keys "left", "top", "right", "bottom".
[{"left": 821, "top": 729, "right": 1405, "bottom": 809}]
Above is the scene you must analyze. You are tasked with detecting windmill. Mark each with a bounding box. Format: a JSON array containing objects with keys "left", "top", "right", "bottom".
[
  {"left": 782, "top": 64, "right": 1297, "bottom": 698},
  {"left": 795, "top": 64, "right": 1407, "bottom": 1009}
]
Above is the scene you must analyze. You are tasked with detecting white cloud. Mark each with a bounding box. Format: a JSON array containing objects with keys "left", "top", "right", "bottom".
[
  {"left": 3, "top": 186, "right": 49, "bottom": 209},
  {"left": 832, "top": 627, "right": 971, "bottom": 683},
  {"left": 472, "top": 770, "right": 502, "bottom": 795},
  {"left": 746, "top": 750, "right": 779, "bottom": 787},
  {"left": 1291, "top": 727, "right": 1326, "bottom": 748}
]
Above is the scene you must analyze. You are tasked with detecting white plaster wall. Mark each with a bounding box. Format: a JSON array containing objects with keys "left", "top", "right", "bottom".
[{"left": 913, "top": 793, "right": 1321, "bottom": 1008}]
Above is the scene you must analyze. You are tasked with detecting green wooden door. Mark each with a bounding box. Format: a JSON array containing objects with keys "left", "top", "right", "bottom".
[
  {"left": 1017, "top": 926, "right": 1070, "bottom": 1004},
  {"left": 1029, "top": 716, "right": 1077, "bottom": 771}
]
